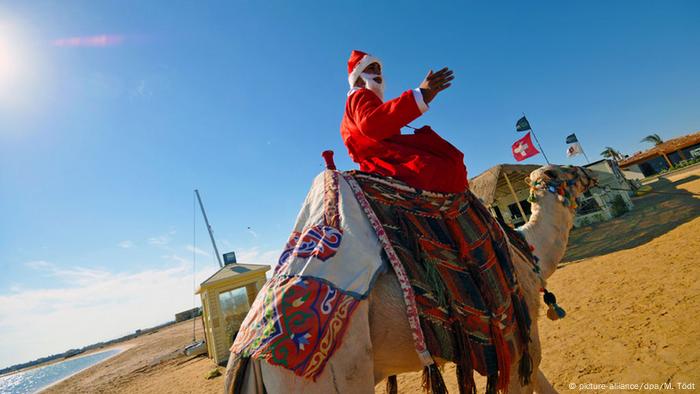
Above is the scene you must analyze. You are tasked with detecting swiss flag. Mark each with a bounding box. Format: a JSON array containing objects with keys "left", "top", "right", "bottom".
[{"left": 511, "top": 132, "right": 540, "bottom": 162}]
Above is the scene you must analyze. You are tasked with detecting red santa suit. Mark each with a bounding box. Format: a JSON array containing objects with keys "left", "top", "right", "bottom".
[{"left": 340, "top": 50, "right": 468, "bottom": 194}]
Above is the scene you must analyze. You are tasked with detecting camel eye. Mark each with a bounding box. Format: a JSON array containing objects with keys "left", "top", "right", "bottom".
[{"left": 543, "top": 170, "right": 557, "bottom": 179}]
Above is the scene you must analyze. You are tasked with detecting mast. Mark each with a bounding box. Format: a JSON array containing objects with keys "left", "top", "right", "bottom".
[{"left": 194, "top": 189, "right": 224, "bottom": 268}]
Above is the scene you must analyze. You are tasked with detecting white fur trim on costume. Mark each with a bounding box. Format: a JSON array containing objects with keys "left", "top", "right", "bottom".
[
  {"left": 348, "top": 54, "right": 382, "bottom": 88},
  {"left": 412, "top": 88, "right": 429, "bottom": 113},
  {"left": 347, "top": 87, "right": 362, "bottom": 97}
]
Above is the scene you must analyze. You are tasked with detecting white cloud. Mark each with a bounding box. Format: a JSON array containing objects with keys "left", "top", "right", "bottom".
[
  {"left": 118, "top": 240, "right": 134, "bottom": 249},
  {"left": 148, "top": 235, "right": 170, "bottom": 246},
  {"left": 24, "top": 260, "right": 52, "bottom": 270},
  {"left": 185, "top": 245, "right": 211, "bottom": 257},
  {"left": 235, "top": 247, "right": 280, "bottom": 268},
  {"left": 0, "top": 259, "right": 217, "bottom": 369}
]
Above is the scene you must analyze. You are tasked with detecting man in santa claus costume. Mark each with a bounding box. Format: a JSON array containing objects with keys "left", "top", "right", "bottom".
[{"left": 341, "top": 50, "right": 468, "bottom": 193}]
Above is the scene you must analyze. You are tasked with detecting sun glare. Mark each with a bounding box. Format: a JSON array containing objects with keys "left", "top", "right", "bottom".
[
  {"left": 0, "top": 20, "right": 41, "bottom": 113},
  {"left": 0, "top": 25, "right": 23, "bottom": 86}
]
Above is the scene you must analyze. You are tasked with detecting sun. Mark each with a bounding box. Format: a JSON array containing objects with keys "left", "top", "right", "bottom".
[
  {"left": 0, "top": 20, "right": 41, "bottom": 112},
  {"left": 0, "top": 25, "right": 24, "bottom": 88}
]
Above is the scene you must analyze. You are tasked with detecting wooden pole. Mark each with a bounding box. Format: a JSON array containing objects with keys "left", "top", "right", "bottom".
[
  {"left": 661, "top": 152, "right": 673, "bottom": 168},
  {"left": 503, "top": 170, "right": 528, "bottom": 222},
  {"left": 522, "top": 113, "right": 550, "bottom": 164}
]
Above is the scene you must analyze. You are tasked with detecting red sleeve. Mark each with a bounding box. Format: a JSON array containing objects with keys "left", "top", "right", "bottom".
[{"left": 348, "top": 89, "right": 423, "bottom": 141}]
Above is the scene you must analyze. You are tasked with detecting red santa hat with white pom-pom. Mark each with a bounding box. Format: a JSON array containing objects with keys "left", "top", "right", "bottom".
[{"left": 347, "top": 50, "right": 382, "bottom": 88}]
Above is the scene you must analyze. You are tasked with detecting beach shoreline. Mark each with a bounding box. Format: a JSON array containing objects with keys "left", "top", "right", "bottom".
[{"left": 36, "top": 345, "right": 132, "bottom": 393}]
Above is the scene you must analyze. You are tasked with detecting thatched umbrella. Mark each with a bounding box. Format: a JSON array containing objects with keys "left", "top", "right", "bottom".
[{"left": 470, "top": 164, "right": 541, "bottom": 221}]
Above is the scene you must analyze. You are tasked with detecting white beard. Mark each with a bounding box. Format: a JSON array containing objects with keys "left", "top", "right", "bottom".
[{"left": 360, "top": 72, "right": 385, "bottom": 102}]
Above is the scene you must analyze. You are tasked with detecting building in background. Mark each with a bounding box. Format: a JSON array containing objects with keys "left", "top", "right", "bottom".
[
  {"left": 470, "top": 161, "right": 634, "bottom": 229},
  {"left": 175, "top": 307, "right": 202, "bottom": 323},
  {"left": 470, "top": 164, "right": 540, "bottom": 227},
  {"left": 619, "top": 130, "right": 700, "bottom": 179},
  {"left": 574, "top": 159, "right": 634, "bottom": 227}
]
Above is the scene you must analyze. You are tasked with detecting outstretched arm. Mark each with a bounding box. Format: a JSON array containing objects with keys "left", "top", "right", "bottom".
[
  {"left": 348, "top": 67, "right": 454, "bottom": 142},
  {"left": 348, "top": 89, "right": 426, "bottom": 141},
  {"left": 419, "top": 67, "right": 454, "bottom": 104}
]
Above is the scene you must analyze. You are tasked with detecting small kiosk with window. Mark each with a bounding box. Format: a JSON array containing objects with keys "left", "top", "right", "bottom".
[{"left": 196, "top": 262, "right": 269, "bottom": 365}]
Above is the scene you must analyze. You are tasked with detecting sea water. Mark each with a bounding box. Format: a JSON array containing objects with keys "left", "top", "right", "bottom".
[{"left": 0, "top": 349, "right": 121, "bottom": 394}]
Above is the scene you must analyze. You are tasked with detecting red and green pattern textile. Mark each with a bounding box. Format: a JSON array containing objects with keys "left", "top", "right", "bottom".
[
  {"left": 349, "top": 171, "right": 532, "bottom": 393},
  {"left": 230, "top": 276, "right": 360, "bottom": 380}
]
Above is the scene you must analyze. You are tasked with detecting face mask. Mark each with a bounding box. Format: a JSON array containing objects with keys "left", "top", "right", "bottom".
[{"left": 360, "top": 72, "right": 385, "bottom": 102}]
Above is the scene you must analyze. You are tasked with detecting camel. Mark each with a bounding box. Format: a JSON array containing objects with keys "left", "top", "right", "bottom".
[{"left": 226, "top": 164, "right": 596, "bottom": 394}]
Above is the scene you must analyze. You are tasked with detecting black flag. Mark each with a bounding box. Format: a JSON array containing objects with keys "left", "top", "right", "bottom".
[
  {"left": 565, "top": 133, "right": 578, "bottom": 144},
  {"left": 516, "top": 116, "right": 531, "bottom": 132}
]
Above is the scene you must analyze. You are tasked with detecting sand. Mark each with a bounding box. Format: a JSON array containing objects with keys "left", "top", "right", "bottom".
[
  {"left": 44, "top": 168, "right": 700, "bottom": 393},
  {"left": 42, "top": 321, "right": 223, "bottom": 394}
]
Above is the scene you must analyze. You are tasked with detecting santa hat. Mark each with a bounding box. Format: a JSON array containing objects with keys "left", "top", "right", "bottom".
[{"left": 347, "top": 50, "right": 382, "bottom": 88}]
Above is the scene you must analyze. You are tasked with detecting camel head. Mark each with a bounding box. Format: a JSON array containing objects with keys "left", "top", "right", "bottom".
[
  {"left": 519, "top": 165, "right": 597, "bottom": 279},
  {"left": 526, "top": 165, "right": 598, "bottom": 212}
]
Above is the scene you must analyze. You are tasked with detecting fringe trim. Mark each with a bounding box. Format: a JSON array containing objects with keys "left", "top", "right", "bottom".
[
  {"left": 490, "top": 317, "right": 511, "bottom": 392},
  {"left": 511, "top": 293, "right": 533, "bottom": 386},
  {"left": 519, "top": 350, "right": 533, "bottom": 387},
  {"left": 454, "top": 322, "right": 476, "bottom": 394},
  {"left": 422, "top": 363, "right": 448, "bottom": 394},
  {"left": 486, "top": 374, "right": 498, "bottom": 394},
  {"left": 228, "top": 355, "right": 250, "bottom": 394},
  {"left": 386, "top": 375, "right": 398, "bottom": 394}
]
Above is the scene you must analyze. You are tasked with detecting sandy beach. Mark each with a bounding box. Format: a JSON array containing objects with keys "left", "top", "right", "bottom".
[{"left": 43, "top": 168, "right": 700, "bottom": 393}]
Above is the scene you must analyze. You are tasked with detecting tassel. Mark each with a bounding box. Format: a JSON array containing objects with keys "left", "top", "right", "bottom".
[
  {"left": 518, "top": 350, "right": 532, "bottom": 386},
  {"left": 485, "top": 374, "right": 498, "bottom": 394},
  {"left": 510, "top": 294, "right": 532, "bottom": 386},
  {"left": 543, "top": 289, "right": 566, "bottom": 320},
  {"left": 454, "top": 322, "right": 476, "bottom": 394},
  {"left": 422, "top": 364, "right": 448, "bottom": 394},
  {"left": 227, "top": 355, "right": 250, "bottom": 394},
  {"left": 554, "top": 304, "right": 566, "bottom": 318},
  {"left": 386, "top": 375, "right": 398, "bottom": 394},
  {"left": 490, "top": 317, "right": 511, "bottom": 392}
]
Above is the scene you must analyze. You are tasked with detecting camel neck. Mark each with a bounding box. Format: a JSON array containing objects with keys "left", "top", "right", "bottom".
[{"left": 519, "top": 192, "right": 574, "bottom": 279}]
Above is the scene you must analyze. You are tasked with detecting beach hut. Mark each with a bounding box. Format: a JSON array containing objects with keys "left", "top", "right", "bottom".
[
  {"left": 470, "top": 164, "right": 540, "bottom": 227},
  {"left": 470, "top": 162, "right": 635, "bottom": 228},
  {"left": 619, "top": 130, "right": 700, "bottom": 178},
  {"left": 196, "top": 263, "right": 270, "bottom": 365}
]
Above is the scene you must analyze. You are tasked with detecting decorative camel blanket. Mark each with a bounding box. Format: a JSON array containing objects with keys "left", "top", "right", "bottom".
[
  {"left": 230, "top": 170, "right": 386, "bottom": 379},
  {"left": 347, "top": 171, "right": 532, "bottom": 394},
  {"left": 230, "top": 170, "right": 532, "bottom": 393}
]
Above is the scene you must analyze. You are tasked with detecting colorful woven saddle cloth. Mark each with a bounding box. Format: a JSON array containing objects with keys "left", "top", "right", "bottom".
[
  {"left": 229, "top": 170, "right": 387, "bottom": 380},
  {"left": 348, "top": 171, "right": 533, "bottom": 394},
  {"left": 230, "top": 170, "right": 532, "bottom": 393}
]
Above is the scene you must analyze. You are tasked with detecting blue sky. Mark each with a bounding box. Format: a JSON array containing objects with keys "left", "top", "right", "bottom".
[{"left": 1, "top": 1, "right": 699, "bottom": 368}]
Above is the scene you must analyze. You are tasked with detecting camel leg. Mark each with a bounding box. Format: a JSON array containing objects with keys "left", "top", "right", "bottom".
[{"left": 251, "top": 301, "right": 375, "bottom": 394}]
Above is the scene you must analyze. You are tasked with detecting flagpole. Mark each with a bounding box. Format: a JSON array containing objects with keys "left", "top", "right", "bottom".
[
  {"left": 523, "top": 113, "right": 550, "bottom": 164},
  {"left": 578, "top": 135, "right": 591, "bottom": 164},
  {"left": 581, "top": 148, "right": 591, "bottom": 164}
]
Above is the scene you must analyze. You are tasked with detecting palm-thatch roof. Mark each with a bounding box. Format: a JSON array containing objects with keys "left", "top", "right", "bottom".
[
  {"left": 469, "top": 164, "right": 541, "bottom": 206},
  {"left": 619, "top": 130, "right": 700, "bottom": 167}
]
